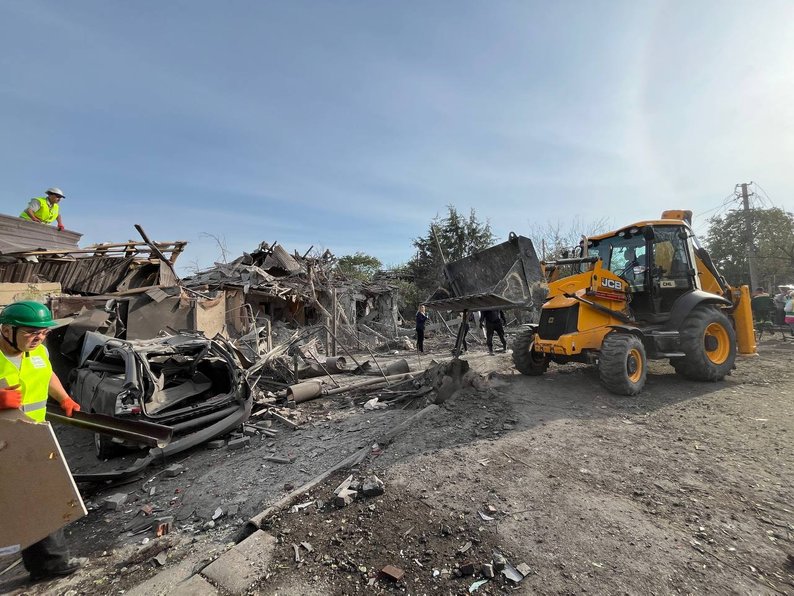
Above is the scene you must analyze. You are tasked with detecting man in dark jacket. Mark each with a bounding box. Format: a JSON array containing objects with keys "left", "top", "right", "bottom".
[
  {"left": 480, "top": 310, "right": 507, "bottom": 354},
  {"left": 415, "top": 305, "right": 428, "bottom": 353}
]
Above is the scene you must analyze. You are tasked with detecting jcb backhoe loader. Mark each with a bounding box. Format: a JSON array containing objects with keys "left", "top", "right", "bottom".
[{"left": 425, "top": 210, "right": 756, "bottom": 396}]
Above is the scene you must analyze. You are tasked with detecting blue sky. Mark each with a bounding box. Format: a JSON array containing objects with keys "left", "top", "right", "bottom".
[{"left": 1, "top": 1, "right": 792, "bottom": 272}]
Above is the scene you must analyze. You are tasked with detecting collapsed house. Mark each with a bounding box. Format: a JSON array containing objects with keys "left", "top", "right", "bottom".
[
  {"left": 183, "top": 241, "right": 404, "bottom": 353},
  {"left": 0, "top": 218, "right": 412, "bottom": 466}
]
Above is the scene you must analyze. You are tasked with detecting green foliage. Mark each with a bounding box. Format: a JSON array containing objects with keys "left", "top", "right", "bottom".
[
  {"left": 336, "top": 252, "right": 382, "bottom": 282},
  {"left": 407, "top": 206, "right": 496, "bottom": 298},
  {"left": 391, "top": 278, "right": 423, "bottom": 318},
  {"left": 703, "top": 207, "right": 794, "bottom": 287}
]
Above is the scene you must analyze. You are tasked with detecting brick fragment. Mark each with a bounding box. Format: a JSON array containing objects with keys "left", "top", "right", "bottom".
[
  {"left": 228, "top": 436, "right": 250, "bottom": 450},
  {"left": 381, "top": 564, "right": 404, "bottom": 582}
]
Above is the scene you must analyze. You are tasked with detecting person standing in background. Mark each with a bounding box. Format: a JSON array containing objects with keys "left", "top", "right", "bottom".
[
  {"left": 415, "top": 305, "right": 428, "bottom": 353},
  {"left": 480, "top": 310, "right": 507, "bottom": 354}
]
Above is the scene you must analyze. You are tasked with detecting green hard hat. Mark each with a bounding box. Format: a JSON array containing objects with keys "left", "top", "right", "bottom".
[{"left": 0, "top": 301, "right": 58, "bottom": 328}]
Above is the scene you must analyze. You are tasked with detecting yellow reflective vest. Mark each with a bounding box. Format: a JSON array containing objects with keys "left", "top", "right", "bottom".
[
  {"left": 20, "top": 197, "right": 59, "bottom": 224},
  {"left": 0, "top": 344, "right": 52, "bottom": 422}
]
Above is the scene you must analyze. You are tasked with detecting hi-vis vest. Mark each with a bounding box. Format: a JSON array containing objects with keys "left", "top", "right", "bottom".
[
  {"left": 20, "top": 197, "right": 59, "bottom": 224},
  {"left": 0, "top": 344, "right": 52, "bottom": 422}
]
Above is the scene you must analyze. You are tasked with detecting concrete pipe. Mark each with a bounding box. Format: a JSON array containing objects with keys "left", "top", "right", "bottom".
[
  {"left": 287, "top": 380, "right": 323, "bottom": 403},
  {"left": 324, "top": 356, "right": 347, "bottom": 373},
  {"left": 384, "top": 359, "right": 410, "bottom": 375}
]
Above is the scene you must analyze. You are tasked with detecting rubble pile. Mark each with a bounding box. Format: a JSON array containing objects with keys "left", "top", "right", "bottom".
[
  {"left": 183, "top": 240, "right": 406, "bottom": 351},
  {"left": 263, "top": 469, "right": 534, "bottom": 593}
]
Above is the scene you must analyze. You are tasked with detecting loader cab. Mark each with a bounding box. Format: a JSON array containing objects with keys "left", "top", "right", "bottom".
[{"left": 588, "top": 223, "right": 698, "bottom": 323}]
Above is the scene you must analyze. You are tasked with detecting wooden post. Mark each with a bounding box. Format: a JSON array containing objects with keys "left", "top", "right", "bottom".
[{"left": 331, "top": 288, "right": 338, "bottom": 357}]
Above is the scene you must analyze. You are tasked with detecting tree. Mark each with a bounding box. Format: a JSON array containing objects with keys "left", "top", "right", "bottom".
[
  {"left": 336, "top": 252, "right": 382, "bottom": 282},
  {"left": 407, "top": 206, "right": 496, "bottom": 300},
  {"left": 703, "top": 207, "right": 794, "bottom": 288},
  {"left": 527, "top": 216, "right": 610, "bottom": 260}
]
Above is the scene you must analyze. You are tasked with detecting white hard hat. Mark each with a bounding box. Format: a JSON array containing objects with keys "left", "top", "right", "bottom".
[{"left": 46, "top": 187, "right": 64, "bottom": 198}]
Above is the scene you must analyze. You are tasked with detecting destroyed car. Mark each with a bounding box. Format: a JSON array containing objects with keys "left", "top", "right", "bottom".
[{"left": 70, "top": 332, "right": 252, "bottom": 461}]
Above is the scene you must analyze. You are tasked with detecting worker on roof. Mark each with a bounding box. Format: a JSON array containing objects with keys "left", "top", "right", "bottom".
[
  {"left": 20, "top": 187, "right": 66, "bottom": 231},
  {"left": 0, "top": 301, "right": 84, "bottom": 581}
]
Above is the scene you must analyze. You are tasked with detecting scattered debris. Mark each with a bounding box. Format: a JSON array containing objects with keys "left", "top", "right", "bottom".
[
  {"left": 228, "top": 436, "right": 251, "bottom": 450},
  {"left": 516, "top": 562, "right": 532, "bottom": 577},
  {"left": 103, "top": 493, "right": 128, "bottom": 510},
  {"left": 458, "top": 560, "right": 476, "bottom": 576},
  {"left": 380, "top": 564, "right": 405, "bottom": 582},
  {"left": 363, "top": 397, "right": 388, "bottom": 410},
  {"left": 361, "top": 475, "right": 385, "bottom": 497},
  {"left": 501, "top": 561, "right": 524, "bottom": 583},
  {"left": 164, "top": 464, "right": 185, "bottom": 478}
]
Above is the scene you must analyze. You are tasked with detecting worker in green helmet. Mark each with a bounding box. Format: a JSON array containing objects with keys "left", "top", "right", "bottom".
[{"left": 0, "top": 300, "right": 84, "bottom": 581}]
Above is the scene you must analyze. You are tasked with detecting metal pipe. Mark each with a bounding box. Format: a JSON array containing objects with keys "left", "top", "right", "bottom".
[
  {"left": 322, "top": 324, "right": 363, "bottom": 369},
  {"left": 287, "top": 381, "right": 324, "bottom": 403},
  {"left": 365, "top": 347, "right": 390, "bottom": 385},
  {"left": 46, "top": 410, "right": 173, "bottom": 448}
]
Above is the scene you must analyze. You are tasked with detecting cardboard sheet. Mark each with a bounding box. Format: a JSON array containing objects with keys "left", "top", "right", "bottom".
[{"left": 0, "top": 410, "right": 87, "bottom": 555}]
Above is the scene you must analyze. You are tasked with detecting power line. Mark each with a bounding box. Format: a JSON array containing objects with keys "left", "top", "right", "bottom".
[
  {"left": 692, "top": 192, "right": 738, "bottom": 234},
  {"left": 751, "top": 182, "right": 775, "bottom": 208}
]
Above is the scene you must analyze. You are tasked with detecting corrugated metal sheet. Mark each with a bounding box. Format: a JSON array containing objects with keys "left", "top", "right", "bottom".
[
  {"left": 0, "top": 257, "right": 159, "bottom": 294},
  {"left": 0, "top": 214, "right": 82, "bottom": 254}
]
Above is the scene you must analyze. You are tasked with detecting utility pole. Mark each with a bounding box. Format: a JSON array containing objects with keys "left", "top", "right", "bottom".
[{"left": 739, "top": 182, "right": 760, "bottom": 290}]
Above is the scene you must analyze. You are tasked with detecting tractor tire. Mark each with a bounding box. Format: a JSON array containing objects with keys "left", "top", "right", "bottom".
[
  {"left": 673, "top": 305, "right": 736, "bottom": 381},
  {"left": 511, "top": 328, "right": 549, "bottom": 376},
  {"left": 598, "top": 333, "right": 647, "bottom": 396}
]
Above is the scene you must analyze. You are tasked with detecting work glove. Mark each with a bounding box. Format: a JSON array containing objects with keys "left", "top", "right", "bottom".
[
  {"left": 0, "top": 386, "right": 23, "bottom": 410},
  {"left": 57, "top": 223, "right": 65, "bottom": 231},
  {"left": 59, "top": 397, "right": 80, "bottom": 417}
]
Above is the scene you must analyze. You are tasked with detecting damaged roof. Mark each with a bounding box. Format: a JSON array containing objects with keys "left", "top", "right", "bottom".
[{"left": 184, "top": 241, "right": 398, "bottom": 301}]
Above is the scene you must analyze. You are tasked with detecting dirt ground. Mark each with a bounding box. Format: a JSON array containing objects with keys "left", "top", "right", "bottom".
[{"left": 2, "top": 330, "right": 793, "bottom": 595}]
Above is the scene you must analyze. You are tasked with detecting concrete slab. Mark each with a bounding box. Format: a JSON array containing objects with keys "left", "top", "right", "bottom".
[
  {"left": 200, "top": 530, "right": 276, "bottom": 594},
  {"left": 172, "top": 574, "right": 219, "bottom": 596},
  {"left": 126, "top": 552, "right": 209, "bottom": 596}
]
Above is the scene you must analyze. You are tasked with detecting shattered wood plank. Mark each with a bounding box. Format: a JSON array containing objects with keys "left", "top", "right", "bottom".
[
  {"left": 333, "top": 474, "right": 354, "bottom": 496},
  {"left": 270, "top": 410, "right": 298, "bottom": 429},
  {"left": 134, "top": 224, "right": 181, "bottom": 283}
]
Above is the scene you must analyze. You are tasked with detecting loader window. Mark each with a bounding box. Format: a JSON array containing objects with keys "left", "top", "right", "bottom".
[
  {"left": 595, "top": 238, "right": 647, "bottom": 289},
  {"left": 652, "top": 227, "right": 691, "bottom": 279}
]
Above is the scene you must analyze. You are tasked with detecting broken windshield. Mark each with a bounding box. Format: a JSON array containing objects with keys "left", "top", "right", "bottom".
[{"left": 588, "top": 235, "right": 647, "bottom": 279}]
